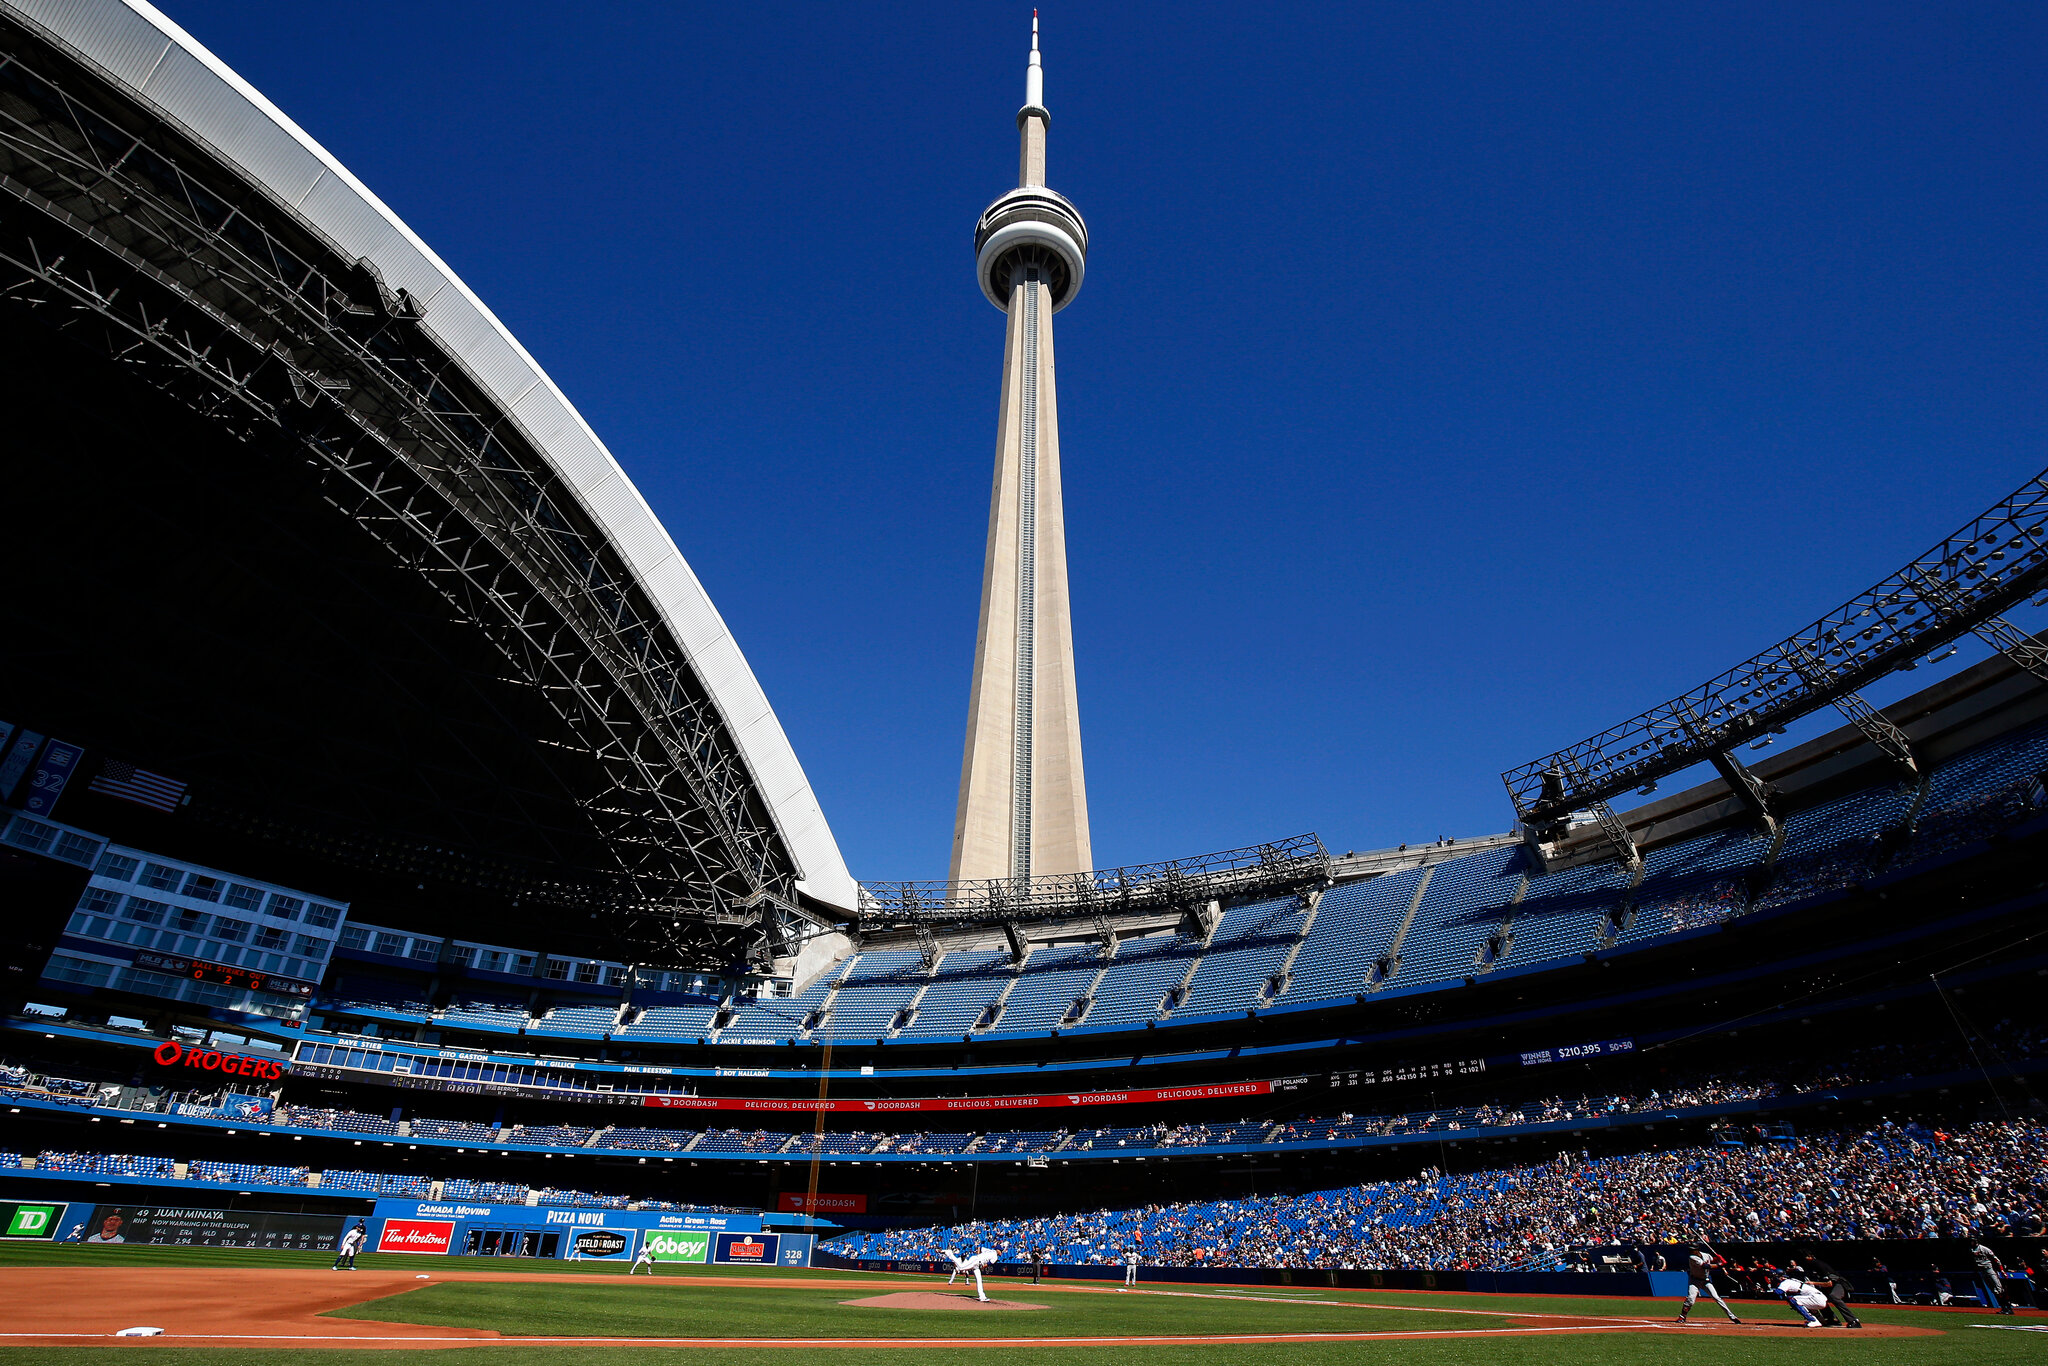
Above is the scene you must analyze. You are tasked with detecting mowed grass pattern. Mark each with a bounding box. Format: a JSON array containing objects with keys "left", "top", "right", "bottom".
[{"left": 327, "top": 1277, "right": 1486, "bottom": 1339}]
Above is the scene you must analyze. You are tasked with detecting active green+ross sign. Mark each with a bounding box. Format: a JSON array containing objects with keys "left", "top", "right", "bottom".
[
  {"left": 643, "top": 1230, "right": 710, "bottom": 1263},
  {"left": 1, "top": 1202, "right": 65, "bottom": 1239}
]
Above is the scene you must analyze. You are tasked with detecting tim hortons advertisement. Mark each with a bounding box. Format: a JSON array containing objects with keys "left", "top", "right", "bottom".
[
  {"left": 776, "top": 1192, "right": 866, "bottom": 1214},
  {"left": 714, "top": 1231, "right": 780, "bottom": 1265},
  {"left": 376, "top": 1218, "right": 455, "bottom": 1254},
  {"left": 644, "top": 1229, "right": 711, "bottom": 1263},
  {"left": 644, "top": 1080, "right": 1272, "bottom": 1114}
]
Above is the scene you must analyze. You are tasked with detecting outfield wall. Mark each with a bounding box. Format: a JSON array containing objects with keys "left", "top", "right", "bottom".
[
  {"left": 363, "top": 1198, "right": 813, "bottom": 1265},
  {"left": 814, "top": 1249, "right": 1686, "bottom": 1298}
]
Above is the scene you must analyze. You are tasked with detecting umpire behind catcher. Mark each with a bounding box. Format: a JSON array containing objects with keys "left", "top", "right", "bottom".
[{"left": 1797, "top": 1249, "right": 1863, "bottom": 1328}]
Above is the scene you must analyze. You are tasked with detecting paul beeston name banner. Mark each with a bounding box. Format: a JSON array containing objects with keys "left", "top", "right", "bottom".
[{"left": 642, "top": 1080, "right": 1274, "bottom": 1114}]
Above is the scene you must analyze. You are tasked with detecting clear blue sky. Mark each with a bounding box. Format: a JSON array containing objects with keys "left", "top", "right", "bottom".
[{"left": 162, "top": 1, "right": 2048, "bottom": 879}]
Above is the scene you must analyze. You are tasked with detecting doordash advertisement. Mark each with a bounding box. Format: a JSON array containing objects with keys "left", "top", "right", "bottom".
[{"left": 376, "top": 1217, "right": 455, "bottom": 1254}]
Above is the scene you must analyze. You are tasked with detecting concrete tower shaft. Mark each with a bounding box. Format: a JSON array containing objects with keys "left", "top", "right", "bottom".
[{"left": 951, "top": 15, "right": 1092, "bottom": 885}]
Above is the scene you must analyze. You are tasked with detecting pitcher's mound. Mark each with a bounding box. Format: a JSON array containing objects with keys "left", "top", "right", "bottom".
[{"left": 842, "top": 1292, "right": 1047, "bottom": 1311}]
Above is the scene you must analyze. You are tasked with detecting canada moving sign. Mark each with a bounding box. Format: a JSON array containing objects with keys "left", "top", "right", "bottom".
[
  {"left": 644, "top": 1080, "right": 1271, "bottom": 1114},
  {"left": 376, "top": 1218, "right": 454, "bottom": 1254}
]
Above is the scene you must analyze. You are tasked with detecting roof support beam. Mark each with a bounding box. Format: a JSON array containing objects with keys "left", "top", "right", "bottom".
[{"left": 1708, "top": 750, "right": 1779, "bottom": 838}]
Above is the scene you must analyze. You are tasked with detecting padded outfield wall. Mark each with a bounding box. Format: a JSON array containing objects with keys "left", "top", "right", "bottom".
[{"left": 0, "top": 1192, "right": 813, "bottom": 1264}]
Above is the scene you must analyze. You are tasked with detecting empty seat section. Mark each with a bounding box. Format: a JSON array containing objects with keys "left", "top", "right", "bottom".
[
  {"left": 719, "top": 962, "right": 845, "bottom": 1040},
  {"left": 1501, "top": 860, "right": 1628, "bottom": 965},
  {"left": 618, "top": 1003, "right": 722, "bottom": 1040},
  {"left": 816, "top": 950, "right": 926, "bottom": 1039},
  {"left": 1389, "top": 846, "right": 1524, "bottom": 985},
  {"left": 1085, "top": 933, "right": 1201, "bottom": 1026},
  {"left": 899, "top": 950, "right": 1012, "bottom": 1036},
  {"left": 526, "top": 1004, "right": 619, "bottom": 1036},
  {"left": 1285, "top": 867, "right": 1425, "bottom": 1003},
  {"left": 987, "top": 944, "right": 1104, "bottom": 1033},
  {"left": 1176, "top": 896, "right": 1308, "bottom": 1016}
]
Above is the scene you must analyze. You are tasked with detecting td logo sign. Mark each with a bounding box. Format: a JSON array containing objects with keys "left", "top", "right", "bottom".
[
  {"left": 1, "top": 1203, "right": 63, "bottom": 1239},
  {"left": 644, "top": 1231, "right": 710, "bottom": 1263}
]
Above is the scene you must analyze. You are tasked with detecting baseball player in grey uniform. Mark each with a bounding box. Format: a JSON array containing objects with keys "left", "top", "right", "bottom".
[{"left": 1677, "top": 1244, "right": 1741, "bottom": 1324}]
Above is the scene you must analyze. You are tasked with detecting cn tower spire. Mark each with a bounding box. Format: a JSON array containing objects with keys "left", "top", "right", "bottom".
[{"left": 952, "top": 14, "right": 1093, "bottom": 885}]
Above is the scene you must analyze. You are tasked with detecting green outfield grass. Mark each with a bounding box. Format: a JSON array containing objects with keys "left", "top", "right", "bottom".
[
  {"left": 0, "top": 1243, "right": 2036, "bottom": 1366},
  {"left": 326, "top": 1275, "right": 1486, "bottom": 1338}
]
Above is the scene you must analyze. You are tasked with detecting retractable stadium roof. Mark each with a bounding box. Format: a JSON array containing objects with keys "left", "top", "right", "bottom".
[{"left": 0, "top": 0, "right": 855, "bottom": 963}]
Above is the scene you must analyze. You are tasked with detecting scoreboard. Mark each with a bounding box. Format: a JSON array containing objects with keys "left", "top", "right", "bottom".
[
  {"left": 132, "top": 950, "right": 315, "bottom": 998},
  {"left": 79, "top": 1205, "right": 342, "bottom": 1250}
]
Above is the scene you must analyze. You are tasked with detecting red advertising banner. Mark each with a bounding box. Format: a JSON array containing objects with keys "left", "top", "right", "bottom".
[
  {"left": 776, "top": 1192, "right": 868, "bottom": 1214},
  {"left": 376, "top": 1218, "right": 454, "bottom": 1254},
  {"left": 642, "top": 1079, "right": 1272, "bottom": 1114},
  {"left": 150, "top": 1039, "right": 287, "bottom": 1081}
]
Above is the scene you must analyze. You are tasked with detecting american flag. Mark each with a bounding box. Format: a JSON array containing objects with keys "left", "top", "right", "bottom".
[{"left": 87, "top": 760, "right": 186, "bottom": 813}]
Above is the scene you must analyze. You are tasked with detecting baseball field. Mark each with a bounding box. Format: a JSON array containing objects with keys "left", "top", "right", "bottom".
[{"left": 0, "top": 1244, "right": 2034, "bottom": 1365}]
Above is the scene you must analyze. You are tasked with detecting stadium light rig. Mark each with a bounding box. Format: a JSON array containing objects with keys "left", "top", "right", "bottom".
[{"left": 1505, "top": 461, "right": 2048, "bottom": 846}]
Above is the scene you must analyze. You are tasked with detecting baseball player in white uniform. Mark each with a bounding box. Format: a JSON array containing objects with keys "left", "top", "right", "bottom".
[
  {"left": 1777, "top": 1276, "right": 1830, "bottom": 1328},
  {"left": 332, "top": 1221, "right": 367, "bottom": 1271},
  {"left": 1121, "top": 1248, "right": 1140, "bottom": 1290},
  {"left": 629, "top": 1238, "right": 657, "bottom": 1275},
  {"left": 945, "top": 1246, "right": 999, "bottom": 1302}
]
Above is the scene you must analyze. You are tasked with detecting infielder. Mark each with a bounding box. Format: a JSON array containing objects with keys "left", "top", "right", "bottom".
[
  {"left": 1777, "top": 1275, "right": 1831, "bottom": 1328},
  {"left": 332, "top": 1220, "right": 367, "bottom": 1271},
  {"left": 629, "top": 1239, "right": 656, "bottom": 1275},
  {"left": 1676, "top": 1244, "right": 1741, "bottom": 1324},
  {"left": 1121, "top": 1248, "right": 1140, "bottom": 1290},
  {"left": 945, "top": 1246, "right": 999, "bottom": 1302}
]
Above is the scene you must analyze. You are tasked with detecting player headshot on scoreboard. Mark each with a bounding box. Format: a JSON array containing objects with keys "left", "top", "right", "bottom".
[{"left": 85, "top": 1210, "right": 127, "bottom": 1243}]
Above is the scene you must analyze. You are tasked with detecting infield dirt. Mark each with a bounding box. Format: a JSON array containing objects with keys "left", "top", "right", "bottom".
[{"left": 0, "top": 1266, "right": 1947, "bottom": 1349}]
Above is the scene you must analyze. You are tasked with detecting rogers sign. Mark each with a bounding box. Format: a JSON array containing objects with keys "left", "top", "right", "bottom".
[
  {"left": 376, "top": 1218, "right": 454, "bottom": 1254},
  {"left": 643, "top": 1080, "right": 1270, "bottom": 1114},
  {"left": 151, "top": 1039, "right": 287, "bottom": 1082}
]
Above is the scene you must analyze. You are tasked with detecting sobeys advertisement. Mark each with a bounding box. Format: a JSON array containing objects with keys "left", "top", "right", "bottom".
[{"left": 643, "top": 1229, "right": 710, "bottom": 1263}]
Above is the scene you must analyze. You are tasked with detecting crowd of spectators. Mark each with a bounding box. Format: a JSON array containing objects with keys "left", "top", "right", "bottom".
[
  {"left": 835, "top": 1117, "right": 2048, "bottom": 1272},
  {"left": 3, "top": 1022, "right": 2040, "bottom": 1162}
]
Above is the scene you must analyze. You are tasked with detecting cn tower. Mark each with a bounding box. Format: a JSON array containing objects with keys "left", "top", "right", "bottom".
[{"left": 949, "top": 14, "right": 1093, "bottom": 885}]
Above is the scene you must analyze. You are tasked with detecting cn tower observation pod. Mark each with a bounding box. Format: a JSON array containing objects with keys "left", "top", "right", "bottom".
[{"left": 0, "top": 0, "right": 857, "bottom": 961}]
